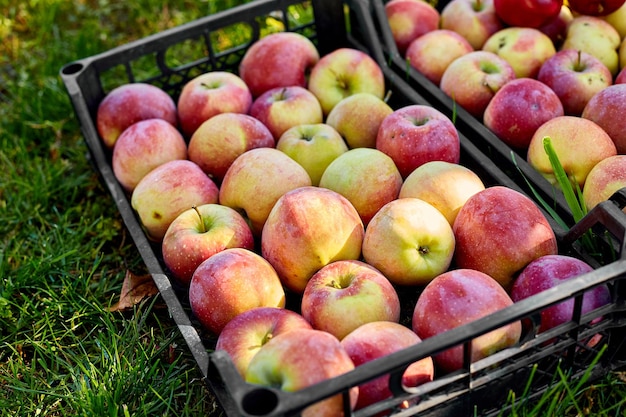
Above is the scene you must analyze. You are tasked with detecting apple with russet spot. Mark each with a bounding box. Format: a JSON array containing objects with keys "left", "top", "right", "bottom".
[
  {"left": 362, "top": 198, "right": 456, "bottom": 287},
  {"left": 376, "top": 104, "right": 461, "bottom": 178},
  {"left": 341, "top": 321, "right": 435, "bottom": 411},
  {"left": 215, "top": 307, "right": 312, "bottom": 377},
  {"left": 384, "top": 0, "right": 440, "bottom": 55},
  {"left": 189, "top": 248, "right": 286, "bottom": 335},
  {"left": 405, "top": 29, "right": 474, "bottom": 86},
  {"left": 187, "top": 112, "right": 274, "bottom": 183},
  {"left": 249, "top": 86, "right": 323, "bottom": 141},
  {"left": 399, "top": 160, "right": 485, "bottom": 226},
  {"left": 440, "top": 0, "right": 504, "bottom": 50},
  {"left": 483, "top": 77, "right": 564, "bottom": 150},
  {"left": 96, "top": 82, "right": 177, "bottom": 149},
  {"left": 239, "top": 31, "right": 320, "bottom": 97},
  {"left": 276, "top": 123, "right": 348, "bottom": 186},
  {"left": 582, "top": 155, "right": 626, "bottom": 212},
  {"left": 582, "top": 84, "right": 626, "bottom": 154},
  {"left": 308, "top": 47, "right": 386, "bottom": 115},
  {"left": 318, "top": 148, "right": 403, "bottom": 226},
  {"left": 453, "top": 186, "right": 558, "bottom": 290},
  {"left": 131, "top": 159, "right": 219, "bottom": 241},
  {"left": 218, "top": 147, "right": 312, "bottom": 237},
  {"left": 439, "top": 50, "right": 516, "bottom": 118},
  {"left": 537, "top": 49, "right": 612, "bottom": 116},
  {"left": 176, "top": 71, "right": 252, "bottom": 138},
  {"left": 112, "top": 118, "right": 187, "bottom": 192},
  {"left": 161, "top": 204, "right": 255, "bottom": 286},
  {"left": 412, "top": 268, "right": 522, "bottom": 373},
  {"left": 261, "top": 186, "right": 365, "bottom": 294}
]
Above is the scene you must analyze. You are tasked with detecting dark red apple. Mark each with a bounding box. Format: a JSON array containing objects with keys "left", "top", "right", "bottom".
[
  {"left": 494, "top": 0, "right": 563, "bottom": 28},
  {"left": 568, "top": 0, "right": 626, "bottom": 16}
]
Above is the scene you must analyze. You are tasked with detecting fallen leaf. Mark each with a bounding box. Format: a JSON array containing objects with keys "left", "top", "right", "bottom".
[{"left": 108, "top": 270, "right": 159, "bottom": 312}]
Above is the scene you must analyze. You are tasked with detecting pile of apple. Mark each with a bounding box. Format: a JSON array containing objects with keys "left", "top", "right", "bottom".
[
  {"left": 386, "top": 0, "right": 626, "bottom": 210},
  {"left": 96, "top": 26, "right": 611, "bottom": 415}
]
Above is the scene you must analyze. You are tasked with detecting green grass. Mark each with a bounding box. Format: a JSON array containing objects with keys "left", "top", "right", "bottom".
[{"left": 1, "top": 0, "right": 625, "bottom": 416}]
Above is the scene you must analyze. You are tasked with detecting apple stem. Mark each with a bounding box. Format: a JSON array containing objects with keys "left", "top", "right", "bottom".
[
  {"left": 575, "top": 50, "right": 583, "bottom": 72},
  {"left": 384, "top": 90, "right": 392, "bottom": 103},
  {"left": 192, "top": 205, "right": 206, "bottom": 233},
  {"left": 474, "top": 0, "right": 481, "bottom": 12}
]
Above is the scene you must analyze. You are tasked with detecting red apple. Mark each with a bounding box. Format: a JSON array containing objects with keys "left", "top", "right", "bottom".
[
  {"left": 218, "top": 147, "right": 312, "bottom": 236},
  {"left": 341, "top": 321, "right": 435, "bottom": 411},
  {"left": 238, "top": 31, "right": 320, "bottom": 97},
  {"left": 412, "top": 268, "right": 522, "bottom": 373},
  {"left": 452, "top": 186, "right": 558, "bottom": 290},
  {"left": 130, "top": 160, "right": 219, "bottom": 241},
  {"left": 187, "top": 112, "right": 275, "bottom": 183},
  {"left": 582, "top": 155, "right": 626, "bottom": 212},
  {"left": 511, "top": 255, "right": 611, "bottom": 336},
  {"left": 96, "top": 82, "right": 177, "bottom": 149},
  {"left": 385, "top": 0, "right": 440, "bottom": 54},
  {"left": 112, "top": 118, "right": 187, "bottom": 192},
  {"left": 244, "top": 328, "right": 358, "bottom": 417},
  {"left": 405, "top": 29, "right": 474, "bottom": 85},
  {"left": 483, "top": 77, "right": 564, "bottom": 150},
  {"left": 615, "top": 66, "right": 626, "bottom": 84},
  {"left": 537, "top": 49, "right": 612, "bottom": 116},
  {"left": 493, "top": 0, "right": 563, "bottom": 28},
  {"left": 440, "top": 0, "right": 504, "bottom": 50},
  {"left": 439, "top": 50, "right": 516, "bottom": 118},
  {"left": 215, "top": 307, "right": 312, "bottom": 377},
  {"left": 301, "top": 260, "right": 401, "bottom": 340},
  {"left": 538, "top": 5, "right": 573, "bottom": 47},
  {"left": 376, "top": 104, "right": 461, "bottom": 178},
  {"left": 568, "top": 0, "right": 626, "bottom": 16},
  {"left": 261, "top": 186, "right": 364, "bottom": 294},
  {"left": 582, "top": 84, "right": 626, "bottom": 154},
  {"left": 249, "top": 86, "right": 323, "bottom": 141},
  {"left": 161, "top": 204, "right": 255, "bottom": 286},
  {"left": 176, "top": 71, "right": 252, "bottom": 138},
  {"left": 189, "top": 248, "right": 286, "bottom": 335}
]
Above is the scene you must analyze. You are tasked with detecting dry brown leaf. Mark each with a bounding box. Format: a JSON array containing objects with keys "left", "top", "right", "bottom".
[{"left": 108, "top": 270, "right": 159, "bottom": 312}]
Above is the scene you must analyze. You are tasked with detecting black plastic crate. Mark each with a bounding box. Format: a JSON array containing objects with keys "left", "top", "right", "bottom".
[{"left": 60, "top": 0, "right": 626, "bottom": 416}]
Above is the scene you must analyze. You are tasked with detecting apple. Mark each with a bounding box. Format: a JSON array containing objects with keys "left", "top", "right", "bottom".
[
  {"left": 526, "top": 116, "right": 617, "bottom": 189},
  {"left": 325, "top": 93, "right": 394, "bottom": 149},
  {"left": 341, "top": 321, "right": 434, "bottom": 411},
  {"left": 399, "top": 160, "right": 485, "bottom": 226},
  {"left": 616, "top": 66, "right": 626, "bottom": 84},
  {"left": 602, "top": 1, "right": 626, "bottom": 39},
  {"left": 582, "top": 155, "right": 626, "bottom": 212},
  {"left": 238, "top": 31, "right": 320, "bottom": 97},
  {"left": 176, "top": 71, "right": 252, "bottom": 138},
  {"left": 537, "top": 49, "right": 613, "bottom": 116},
  {"left": 362, "top": 198, "right": 456, "bottom": 287},
  {"left": 405, "top": 29, "right": 475, "bottom": 85},
  {"left": 112, "top": 118, "right": 187, "bottom": 192},
  {"left": 562, "top": 16, "right": 621, "bottom": 76},
  {"left": 318, "top": 148, "right": 403, "bottom": 226},
  {"left": 440, "top": 0, "right": 504, "bottom": 50},
  {"left": 244, "top": 328, "right": 358, "bottom": 417},
  {"left": 568, "top": 0, "right": 626, "bottom": 16},
  {"left": 301, "top": 260, "right": 401, "bottom": 341},
  {"left": 538, "top": 5, "right": 574, "bottom": 47},
  {"left": 452, "top": 186, "right": 558, "bottom": 290},
  {"left": 511, "top": 255, "right": 612, "bottom": 338},
  {"left": 96, "top": 82, "right": 177, "bottom": 149},
  {"left": 412, "top": 268, "right": 522, "bottom": 373},
  {"left": 384, "top": 0, "right": 440, "bottom": 55},
  {"left": 376, "top": 105, "right": 461, "bottom": 179},
  {"left": 493, "top": 0, "right": 563, "bottom": 29},
  {"left": 261, "top": 186, "right": 364, "bottom": 294},
  {"left": 439, "top": 50, "right": 516, "bottom": 118},
  {"left": 275, "top": 123, "right": 348, "bottom": 186},
  {"left": 215, "top": 307, "right": 312, "bottom": 377},
  {"left": 131, "top": 160, "right": 219, "bottom": 241},
  {"left": 483, "top": 77, "right": 565, "bottom": 150},
  {"left": 482, "top": 27, "right": 556, "bottom": 79},
  {"left": 621, "top": 37, "right": 626, "bottom": 70},
  {"left": 248, "top": 86, "right": 323, "bottom": 141},
  {"left": 308, "top": 47, "right": 386, "bottom": 115},
  {"left": 161, "top": 204, "right": 255, "bottom": 286},
  {"left": 218, "top": 147, "right": 312, "bottom": 236},
  {"left": 582, "top": 84, "right": 626, "bottom": 154},
  {"left": 189, "top": 248, "right": 286, "bottom": 335},
  {"left": 187, "top": 112, "right": 275, "bottom": 183}
]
